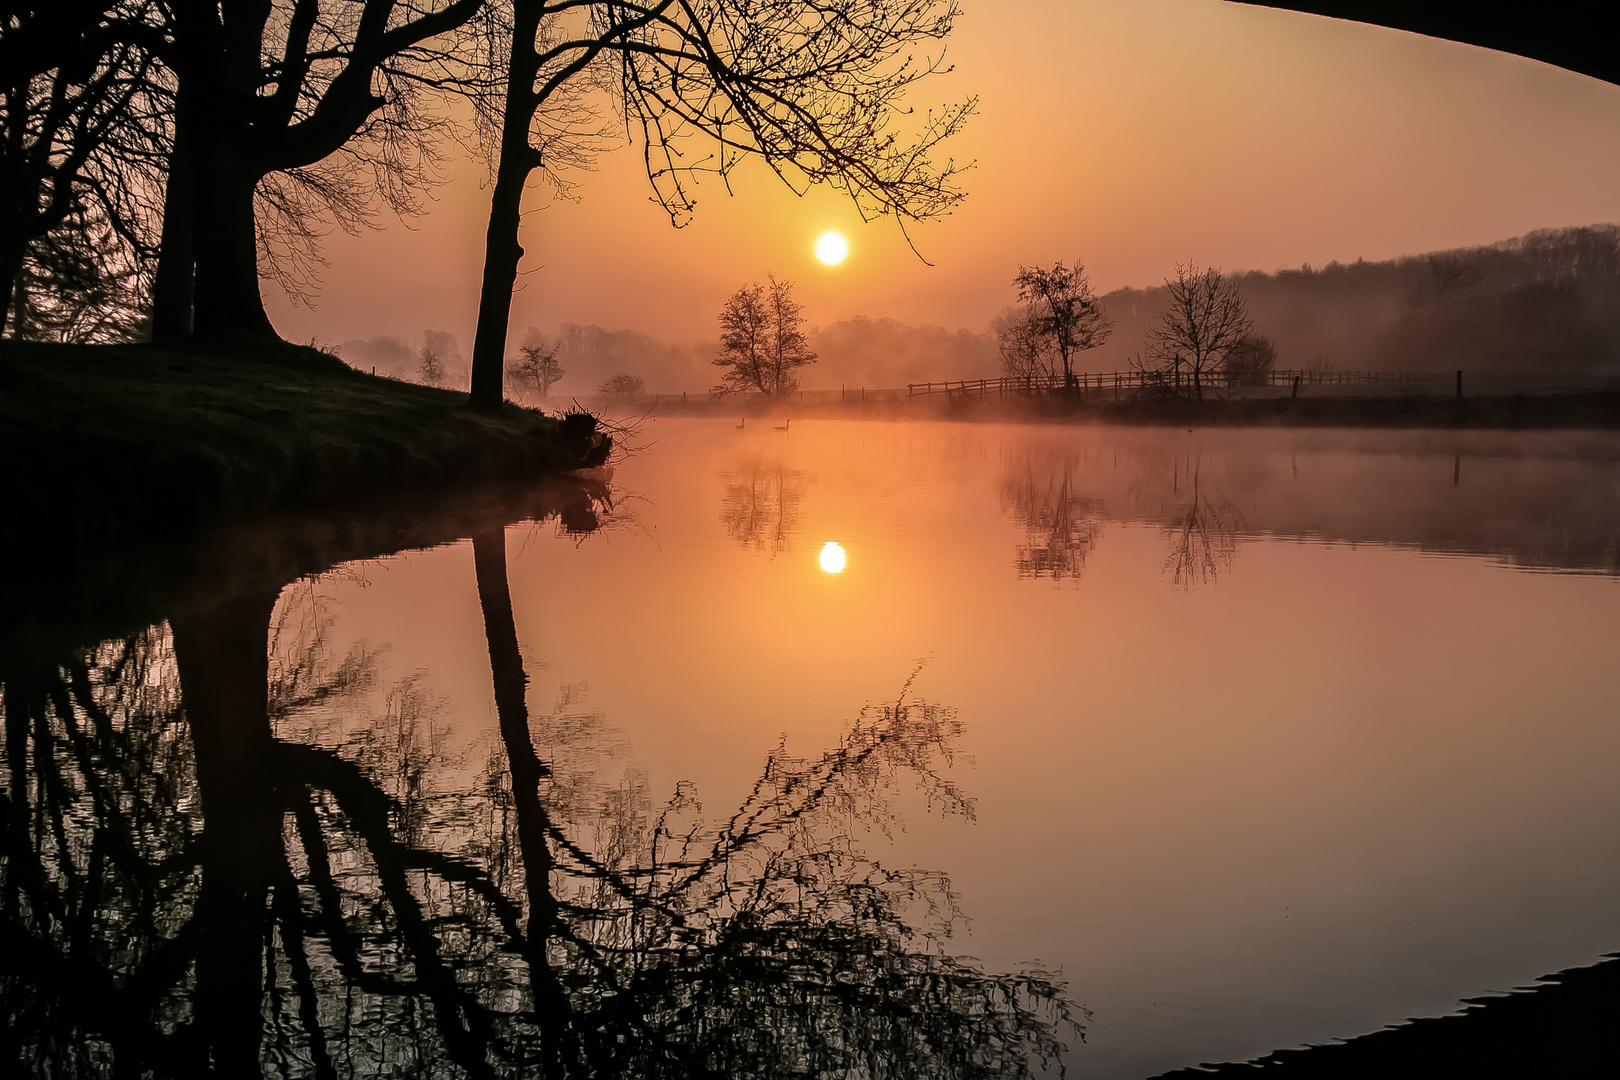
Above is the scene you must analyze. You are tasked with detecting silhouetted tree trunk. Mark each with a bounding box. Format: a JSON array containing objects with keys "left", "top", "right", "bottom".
[
  {"left": 147, "top": 0, "right": 485, "bottom": 341},
  {"left": 469, "top": 0, "right": 545, "bottom": 411},
  {"left": 0, "top": 242, "right": 26, "bottom": 339},
  {"left": 171, "top": 589, "right": 284, "bottom": 1075},
  {"left": 189, "top": 137, "right": 277, "bottom": 338},
  {"left": 149, "top": 94, "right": 196, "bottom": 343}
]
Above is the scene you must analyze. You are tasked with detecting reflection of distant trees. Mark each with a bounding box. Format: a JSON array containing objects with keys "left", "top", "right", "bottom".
[
  {"left": 999, "top": 442, "right": 1245, "bottom": 587},
  {"left": 1001, "top": 451, "right": 1106, "bottom": 581},
  {"left": 718, "top": 452, "right": 810, "bottom": 558},
  {"left": 0, "top": 537, "right": 1081, "bottom": 1077},
  {"left": 1160, "top": 460, "right": 1243, "bottom": 588}
]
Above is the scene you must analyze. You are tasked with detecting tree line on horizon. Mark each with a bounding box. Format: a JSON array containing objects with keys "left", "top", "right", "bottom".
[
  {"left": 0, "top": 0, "right": 973, "bottom": 411},
  {"left": 321, "top": 220, "right": 1620, "bottom": 401}
]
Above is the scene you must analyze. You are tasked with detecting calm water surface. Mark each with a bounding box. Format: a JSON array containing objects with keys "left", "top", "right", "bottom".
[{"left": 5, "top": 418, "right": 1618, "bottom": 1077}]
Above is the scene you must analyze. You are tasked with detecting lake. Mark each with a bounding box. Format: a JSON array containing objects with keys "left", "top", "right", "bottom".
[{"left": 4, "top": 417, "right": 1618, "bottom": 1078}]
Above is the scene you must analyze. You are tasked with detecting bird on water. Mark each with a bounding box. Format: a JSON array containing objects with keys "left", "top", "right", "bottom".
[{"left": 774, "top": 419, "right": 791, "bottom": 431}]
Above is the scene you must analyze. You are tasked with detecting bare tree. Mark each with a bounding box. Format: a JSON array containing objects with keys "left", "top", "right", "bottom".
[
  {"left": 418, "top": 345, "right": 447, "bottom": 387},
  {"left": 508, "top": 339, "right": 566, "bottom": 402},
  {"left": 0, "top": 1, "right": 170, "bottom": 338},
  {"left": 997, "top": 260, "right": 1111, "bottom": 395},
  {"left": 714, "top": 276, "right": 817, "bottom": 397},
  {"left": 466, "top": 0, "right": 973, "bottom": 409},
  {"left": 1139, "top": 263, "right": 1254, "bottom": 402},
  {"left": 134, "top": 0, "right": 490, "bottom": 341},
  {"left": 598, "top": 371, "right": 645, "bottom": 401}
]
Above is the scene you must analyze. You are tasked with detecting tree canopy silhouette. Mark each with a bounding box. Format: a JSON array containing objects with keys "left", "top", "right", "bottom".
[
  {"left": 1136, "top": 263, "right": 1255, "bottom": 402},
  {"left": 997, "top": 260, "right": 1112, "bottom": 395},
  {"left": 465, "top": 0, "right": 972, "bottom": 409},
  {"left": 713, "top": 276, "right": 818, "bottom": 397},
  {"left": 0, "top": 0, "right": 169, "bottom": 338}
]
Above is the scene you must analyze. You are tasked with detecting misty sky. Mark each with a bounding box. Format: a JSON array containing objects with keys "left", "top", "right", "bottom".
[{"left": 264, "top": 0, "right": 1620, "bottom": 356}]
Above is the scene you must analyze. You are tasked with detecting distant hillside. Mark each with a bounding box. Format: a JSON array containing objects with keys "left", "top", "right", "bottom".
[
  {"left": 339, "top": 225, "right": 1620, "bottom": 393},
  {"left": 1083, "top": 224, "right": 1620, "bottom": 378}
]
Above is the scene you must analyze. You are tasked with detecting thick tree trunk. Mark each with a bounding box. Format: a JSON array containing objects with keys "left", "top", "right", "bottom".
[
  {"left": 149, "top": 94, "right": 197, "bottom": 343},
  {"left": 469, "top": 0, "right": 546, "bottom": 412},
  {"left": 172, "top": 589, "right": 284, "bottom": 1076},
  {"left": 191, "top": 144, "right": 276, "bottom": 338}
]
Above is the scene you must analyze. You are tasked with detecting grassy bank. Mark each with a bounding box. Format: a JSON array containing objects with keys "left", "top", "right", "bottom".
[{"left": 0, "top": 337, "right": 608, "bottom": 547}]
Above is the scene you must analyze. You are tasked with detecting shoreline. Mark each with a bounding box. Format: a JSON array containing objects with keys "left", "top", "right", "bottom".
[
  {"left": 0, "top": 338, "right": 610, "bottom": 549},
  {"left": 604, "top": 389, "right": 1620, "bottom": 430}
]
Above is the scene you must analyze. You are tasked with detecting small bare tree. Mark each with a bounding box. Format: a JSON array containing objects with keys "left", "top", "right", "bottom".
[
  {"left": 508, "top": 339, "right": 565, "bottom": 402},
  {"left": 598, "top": 371, "right": 644, "bottom": 401},
  {"left": 714, "top": 276, "right": 817, "bottom": 397},
  {"left": 997, "top": 261, "right": 1111, "bottom": 394},
  {"left": 1139, "top": 264, "right": 1254, "bottom": 401},
  {"left": 417, "top": 346, "right": 446, "bottom": 387}
]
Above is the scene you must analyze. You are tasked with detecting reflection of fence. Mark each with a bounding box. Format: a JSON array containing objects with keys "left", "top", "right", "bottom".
[{"left": 905, "top": 369, "right": 1448, "bottom": 401}]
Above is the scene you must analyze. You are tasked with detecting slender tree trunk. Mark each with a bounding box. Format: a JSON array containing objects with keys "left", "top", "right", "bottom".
[
  {"left": 172, "top": 589, "right": 285, "bottom": 1076},
  {"left": 469, "top": 0, "right": 546, "bottom": 412},
  {"left": 150, "top": 92, "right": 198, "bottom": 343}
]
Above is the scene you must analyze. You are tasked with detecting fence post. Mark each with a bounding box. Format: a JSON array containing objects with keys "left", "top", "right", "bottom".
[
  {"left": 1292, "top": 375, "right": 1300, "bottom": 399},
  {"left": 1455, "top": 370, "right": 1462, "bottom": 400}
]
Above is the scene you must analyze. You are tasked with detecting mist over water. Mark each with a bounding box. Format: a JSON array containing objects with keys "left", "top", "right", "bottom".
[{"left": 4, "top": 418, "right": 1618, "bottom": 1078}]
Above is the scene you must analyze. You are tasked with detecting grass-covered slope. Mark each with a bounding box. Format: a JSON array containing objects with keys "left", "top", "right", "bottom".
[{"left": 0, "top": 337, "right": 607, "bottom": 542}]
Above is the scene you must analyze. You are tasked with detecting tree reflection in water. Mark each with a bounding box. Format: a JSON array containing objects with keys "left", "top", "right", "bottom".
[
  {"left": 718, "top": 451, "right": 810, "bottom": 558},
  {"left": 1001, "top": 449, "right": 1106, "bottom": 581},
  {"left": 1000, "top": 441, "right": 1245, "bottom": 587},
  {"left": 0, "top": 531, "right": 1081, "bottom": 1077},
  {"left": 1159, "top": 458, "right": 1243, "bottom": 588}
]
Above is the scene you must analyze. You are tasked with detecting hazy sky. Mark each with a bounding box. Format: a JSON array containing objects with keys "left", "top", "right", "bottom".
[{"left": 265, "top": 0, "right": 1620, "bottom": 351}]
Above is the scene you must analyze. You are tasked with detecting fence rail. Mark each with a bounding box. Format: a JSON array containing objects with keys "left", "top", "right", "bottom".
[{"left": 598, "top": 370, "right": 1610, "bottom": 410}]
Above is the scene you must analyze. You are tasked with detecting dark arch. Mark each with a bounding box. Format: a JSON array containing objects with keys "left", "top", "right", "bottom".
[{"left": 1229, "top": 4, "right": 1615, "bottom": 88}]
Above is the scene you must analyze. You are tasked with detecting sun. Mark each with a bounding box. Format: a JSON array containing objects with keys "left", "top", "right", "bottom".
[
  {"left": 819, "top": 541, "right": 847, "bottom": 574},
  {"left": 814, "top": 230, "right": 849, "bottom": 266}
]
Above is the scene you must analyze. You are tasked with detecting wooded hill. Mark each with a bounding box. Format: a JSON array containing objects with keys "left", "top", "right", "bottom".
[{"left": 1087, "top": 224, "right": 1620, "bottom": 378}]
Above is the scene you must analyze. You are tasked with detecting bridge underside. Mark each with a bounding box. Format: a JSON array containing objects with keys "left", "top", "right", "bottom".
[{"left": 1229, "top": 4, "right": 1614, "bottom": 87}]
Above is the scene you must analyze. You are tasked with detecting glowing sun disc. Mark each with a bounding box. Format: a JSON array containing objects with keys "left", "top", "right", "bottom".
[
  {"left": 814, "top": 231, "right": 849, "bottom": 266},
  {"left": 819, "top": 541, "right": 847, "bottom": 574}
]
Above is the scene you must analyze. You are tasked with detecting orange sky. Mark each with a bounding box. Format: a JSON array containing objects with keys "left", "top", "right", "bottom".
[{"left": 264, "top": 0, "right": 1620, "bottom": 353}]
